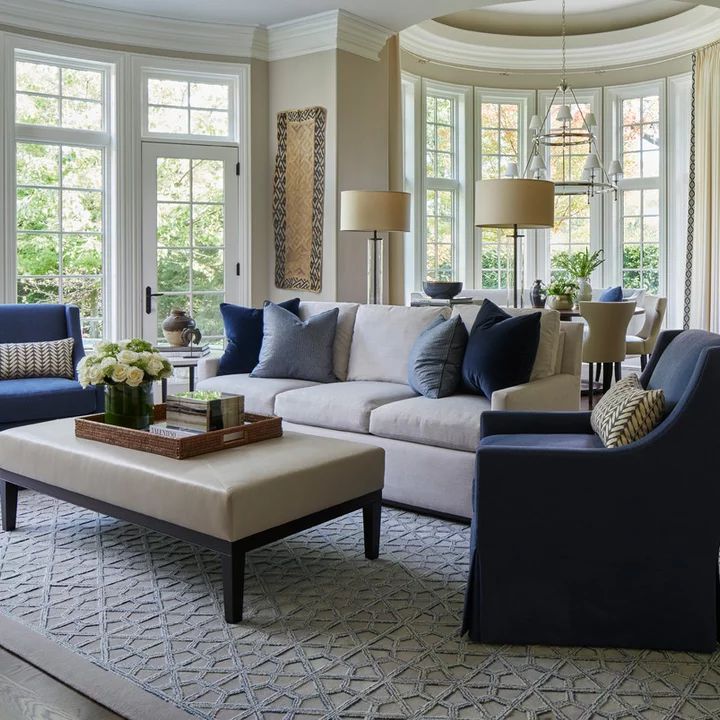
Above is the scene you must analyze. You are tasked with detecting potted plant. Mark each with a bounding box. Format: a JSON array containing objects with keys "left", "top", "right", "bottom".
[
  {"left": 78, "top": 339, "right": 173, "bottom": 430},
  {"left": 555, "top": 248, "right": 605, "bottom": 302},
  {"left": 545, "top": 280, "right": 579, "bottom": 311}
]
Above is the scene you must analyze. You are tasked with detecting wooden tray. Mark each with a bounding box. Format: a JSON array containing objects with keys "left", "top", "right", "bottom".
[{"left": 75, "top": 405, "right": 283, "bottom": 460}]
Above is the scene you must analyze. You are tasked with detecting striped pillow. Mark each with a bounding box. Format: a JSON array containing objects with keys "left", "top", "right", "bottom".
[
  {"left": 0, "top": 338, "right": 75, "bottom": 380},
  {"left": 591, "top": 373, "right": 664, "bottom": 448}
]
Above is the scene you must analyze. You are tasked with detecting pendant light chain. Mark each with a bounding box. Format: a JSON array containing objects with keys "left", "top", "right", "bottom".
[{"left": 561, "top": 0, "right": 567, "bottom": 89}]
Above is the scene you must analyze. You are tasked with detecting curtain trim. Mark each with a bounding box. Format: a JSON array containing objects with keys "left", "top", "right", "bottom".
[{"left": 683, "top": 52, "right": 697, "bottom": 330}]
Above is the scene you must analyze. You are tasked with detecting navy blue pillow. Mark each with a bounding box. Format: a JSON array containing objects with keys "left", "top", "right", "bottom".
[
  {"left": 217, "top": 298, "right": 300, "bottom": 376},
  {"left": 461, "top": 300, "right": 541, "bottom": 398},
  {"left": 599, "top": 286, "right": 623, "bottom": 302}
]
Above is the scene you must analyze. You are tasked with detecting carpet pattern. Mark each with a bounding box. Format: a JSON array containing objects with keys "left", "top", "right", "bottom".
[{"left": 1, "top": 492, "right": 720, "bottom": 720}]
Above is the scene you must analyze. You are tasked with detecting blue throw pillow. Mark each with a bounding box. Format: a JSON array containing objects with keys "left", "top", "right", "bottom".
[
  {"left": 461, "top": 300, "right": 541, "bottom": 398},
  {"left": 217, "top": 298, "right": 300, "bottom": 376},
  {"left": 251, "top": 303, "right": 339, "bottom": 382},
  {"left": 408, "top": 316, "right": 468, "bottom": 399},
  {"left": 599, "top": 286, "right": 623, "bottom": 302}
]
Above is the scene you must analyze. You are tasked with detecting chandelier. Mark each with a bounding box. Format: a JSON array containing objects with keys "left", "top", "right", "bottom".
[{"left": 520, "top": 0, "right": 623, "bottom": 199}]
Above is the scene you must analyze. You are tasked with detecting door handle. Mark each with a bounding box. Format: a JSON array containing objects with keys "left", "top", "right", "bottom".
[{"left": 145, "top": 286, "right": 164, "bottom": 315}]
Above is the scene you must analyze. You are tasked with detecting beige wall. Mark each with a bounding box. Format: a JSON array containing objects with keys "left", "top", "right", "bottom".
[
  {"left": 401, "top": 50, "right": 692, "bottom": 89},
  {"left": 336, "top": 49, "right": 390, "bottom": 302},
  {"left": 266, "top": 50, "right": 338, "bottom": 303}
]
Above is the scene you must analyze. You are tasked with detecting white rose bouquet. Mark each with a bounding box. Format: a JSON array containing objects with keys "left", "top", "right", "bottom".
[{"left": 78, "top": 338, "right": 173, "bottom": 388}]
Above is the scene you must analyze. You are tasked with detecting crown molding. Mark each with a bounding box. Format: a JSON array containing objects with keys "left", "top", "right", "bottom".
[
  {"left": 266, "top": 10, "right": 392, "bottom": 62},
  {"left": 0, "top": 0, "right": 267, "bottom": 58},
  {"left": 0, "top": 1, "right": 392, "bottom": 62},
  {"left": 400, "top": 6, "right": 720, "bottom": 72}
]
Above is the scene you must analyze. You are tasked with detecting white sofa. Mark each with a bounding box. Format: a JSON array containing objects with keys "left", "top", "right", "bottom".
[{"left": 197, "top": 302, "right": 583, "bottom": 520}]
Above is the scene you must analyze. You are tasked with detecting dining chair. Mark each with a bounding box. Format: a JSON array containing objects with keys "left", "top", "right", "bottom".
[
  {"left": 626, "top": 294, "right": 667, "bottom": 370},
  {"left": 579, "top": 300, "right": 636, "bottom": 408}
]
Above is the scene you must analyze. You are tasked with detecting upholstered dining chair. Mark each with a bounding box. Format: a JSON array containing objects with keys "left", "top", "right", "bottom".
[
  {"left": 626, "top": 294, "right": 667, "bottom": 370},
  {"left": 579, "top": 300, "right": 636, "bottom": 408}
]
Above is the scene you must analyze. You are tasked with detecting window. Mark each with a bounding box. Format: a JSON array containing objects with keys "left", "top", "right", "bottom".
[
  {"left": 617, "top": 91, "right": 662, "bottom": 293},
  {"left": 546, "top": 99, "right": 594, "bottom": 281},
  {"left": 143, "top": 70, "right": 236, "bottom": 140},
  {"left": 476, "top": 97, "right": 526, "bottom": 289},
  {"left": 14, "top": 51, "right": 111, "bottom": 341}
]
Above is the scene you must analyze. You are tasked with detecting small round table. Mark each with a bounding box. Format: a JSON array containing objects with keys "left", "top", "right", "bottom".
[
  {"left": 558, "top": 308, "right": 645, "bottom": 322},
  {"left": 160, "top": 356, "right": 200, "bottom": 402}
]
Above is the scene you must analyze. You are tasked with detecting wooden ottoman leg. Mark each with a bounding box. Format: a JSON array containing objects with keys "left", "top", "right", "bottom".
[
  {"left": 363, "top": 497, "right": 381, "bottom": 560},
  {"left": 221, "top": 546, "right": 246, "bottom": 623},
  {"left": 1, "top": 480, "right": 18, "bottom": 531}
]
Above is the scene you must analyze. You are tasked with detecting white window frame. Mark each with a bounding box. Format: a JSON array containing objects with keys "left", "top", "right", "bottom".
[
  {"left": 140, "top": 65, "right": 239, "bottom": 144},
  {"left": 605, "top": 79, "right": 666, "bottom": 295},
  {"left": 538, "top": 86, "right": 604, "bottom": 287},
  {"left": 417, "top": 78, "right": 471, "bottom": 290},
  {"left": 474, "top": 88, "right": 535, "bottom": 290},
  {"left": 3, "top": 35, "right": 119, "bottom": 339},
  {"left": 401, "top": 73, "right": 421, "bottom": 303}
]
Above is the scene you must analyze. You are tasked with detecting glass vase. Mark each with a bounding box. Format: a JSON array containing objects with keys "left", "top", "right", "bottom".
[{"left": 104, "top": 382, "right": 154, "bottom": 430}]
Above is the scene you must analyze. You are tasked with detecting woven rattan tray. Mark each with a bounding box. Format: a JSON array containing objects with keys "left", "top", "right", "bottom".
[{"left": 75, "top": 405, "right": 283, "bottom": 460}]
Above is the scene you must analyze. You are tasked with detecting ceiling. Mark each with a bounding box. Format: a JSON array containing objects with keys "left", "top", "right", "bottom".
[
  {"left": 53, "top": 0, "right": 718, "bottom": 32},
  {"left": 437, "top": 0, "right": 697, "bottom": 36}
]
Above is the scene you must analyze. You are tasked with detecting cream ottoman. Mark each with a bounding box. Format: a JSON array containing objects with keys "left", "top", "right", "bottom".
[{"left": 0, "top": 419, "right": 384, "bottom": 622}]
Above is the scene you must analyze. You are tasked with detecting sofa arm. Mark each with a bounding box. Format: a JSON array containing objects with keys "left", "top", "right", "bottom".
[
  {"left": 490, "top": 373, "right": 581, "bottom": 412},
  {"left": 481, "top": 411, "right": 593, "bottom": 438},
  {"left": 197, "top": 356, "right": 221, "bottom": 381}
]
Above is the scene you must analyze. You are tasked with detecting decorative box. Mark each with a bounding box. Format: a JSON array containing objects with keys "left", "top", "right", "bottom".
[{"left": 166, "top": 391, "right": 244, "bottom": 432}]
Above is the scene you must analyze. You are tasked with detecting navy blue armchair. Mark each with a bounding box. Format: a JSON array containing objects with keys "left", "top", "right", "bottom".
[
  {"left": 0, "top": 304, "right": 104, "bottom": 430},
  {"left": 463, "top": 329, "right": 720, "bottom": 652}
]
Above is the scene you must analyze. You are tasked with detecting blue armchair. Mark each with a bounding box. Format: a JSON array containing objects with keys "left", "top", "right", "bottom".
[
  {"left": 463, "top": 329, "right": 720, "bottom": 652},
  {"left": 0, "top": 304, "right": 104, "bottom": 430}
]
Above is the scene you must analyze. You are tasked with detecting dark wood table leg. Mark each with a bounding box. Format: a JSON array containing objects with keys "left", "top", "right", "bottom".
[
  {"left": 221, "top": 546, "right": 246, "bottom": 623},
  {"left": 602, "top": 363, "right": 613, "bottom": 393},
  {"left": 363, "top": 499, "right": 381, "bottom": 560},
  {"left": 615, "top": 362, "right": 622, "bottom": 382},
  {"left": 1, "top": 480, "right": 18, "bottom": 531},
  {"left": 161, "top": 378, "right": 168, "bottom": 402},
  {"left": 587, "top": 363, "right": 594, "bottom": 410},
  {"left": 189, "top": 366, "right": 196, "bottom": 392}
]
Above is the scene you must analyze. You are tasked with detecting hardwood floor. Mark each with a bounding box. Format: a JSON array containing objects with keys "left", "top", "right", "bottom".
[{"left": 0, "top": 647, "right": 124, "bottom": 720}]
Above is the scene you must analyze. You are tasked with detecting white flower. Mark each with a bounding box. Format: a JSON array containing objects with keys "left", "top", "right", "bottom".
[
  {"left": 117, "top": 349, "right": 139, "bottom": 364},
  {"left": 125, "top": 366, "right": 146, "bottom": 387},
  {"left": 118, "top": 340, "right": 129, "bottom": 350},
  {"left": 90, "top": 366, "right": 106, "bottom": 384},
  {"left": 146, "top": 357, "right": 164, "bottom": 375},
  {"left": 100, "top": 356, "right": 116, "bottom": 370},
  {"left": 111, "top": 364, "right": 130, "bottom": 383}
]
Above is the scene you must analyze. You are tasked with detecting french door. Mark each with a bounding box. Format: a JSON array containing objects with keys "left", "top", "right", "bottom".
[{"left": 141, "top": 143, "right": 240, "bottom": 346}]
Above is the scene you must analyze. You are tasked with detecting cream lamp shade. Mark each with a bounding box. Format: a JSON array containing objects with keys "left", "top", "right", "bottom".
[
  {"left": 340, "top": 191, "right": 411, "bottom": 232},
  {"left": 474, "top": 179, "right": 555, "bottom": 229}
]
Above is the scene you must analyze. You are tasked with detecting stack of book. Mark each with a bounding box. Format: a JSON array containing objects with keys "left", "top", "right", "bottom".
[{"left": 155, "top": 343, "right": 211, "bottom": 360}]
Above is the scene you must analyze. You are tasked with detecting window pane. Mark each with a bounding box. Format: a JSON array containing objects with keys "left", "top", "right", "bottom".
[
  {"left": 481, "top": 103, "right": 499, "bottom": 127},
  {"left": 158, "top": 249, "right": 191, "bottom": 291},
  {"left": 157, "top": 203, "right": 191, "bottom": 247},
  {"left": 190, "top": 109, "right": 229, "bottom": 137},
  {"left": 148, "top": 78, "right": 188, "bottom": 106},
  {"left": 148, "top": 105, "right": 188, "bottom": 134},
  {"left": 17, "top": 187, "right": 59, "bottom": 231},
  {"left": 642, "top": 96, "right": 659, "bottom": 123},
  {"left": 17, "top": 277, "right": 60, "bottom": 304},
  {"left": 16, "top": 233, "right": 59, "bottom": 276},
  {"left": 193, "top": 204, "right": 224, "bottom": 246},
  {"left": 190, "top": 82, "right": 229, "bottom": 110},
  {"left": 62, "top": 67, "right": 102, "bottom": 101},
  {"left": 192, "top": 160, "right": 224, "bottom": 203},
  {"left": 157, "top": 158, "right": 191, "bottom": 202},
  {"left": 62, "top": 146, "right": 103, "bottom": 189},
  {"left": 62, "top": 99, "right": 102, "bottom": 131},
  {"left": 16, "top": 61, "right": 59, "bottom": 94},
  {"left": 192, "top": 293, "right": 225, "bottom": 339},
  {"left": 62, "top": 190, "right": 102, "bottom": 232},
  {"left": 642, "top": 150, "right": 659, "bottom": 178},
  {"left": 63, "top": 234, "right": 103, "bottom": 275},
  {"left": 17, "top": 143, "right": 60, "bottom": 187},
  {"left": 16, "top": 93, "right": 59, "bottom": 126},
  {"left": 193, "top": 249, "right": 224, "bottom": 290}
]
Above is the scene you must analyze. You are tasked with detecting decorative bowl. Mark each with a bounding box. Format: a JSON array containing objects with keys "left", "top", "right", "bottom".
[{"left": 422, "top": 281, "right": 463, "bottom": 299}]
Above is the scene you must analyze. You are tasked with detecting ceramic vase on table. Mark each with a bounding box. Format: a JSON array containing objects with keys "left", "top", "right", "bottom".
[
  {"left": 162, "top": 309, "right": 201, "bottom": 347},
  {"left": 576, "top": 277, "right": 592, "bottom": 302},
  {"left": 530, "top": 280, "right": 547, "bottom": 308},
  {"left": 104, "top": 382, "right": 154, "bottom": 430},
  {"left": 547, "top": 294, "right": 574, "bottom": 311}
]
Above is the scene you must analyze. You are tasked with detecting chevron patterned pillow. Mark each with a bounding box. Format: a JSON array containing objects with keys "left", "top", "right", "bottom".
[
  {"left": 0, "top": 338, "right": 75, "bottom": 380},
  {"left": 591, "top": 373, "right": 665, "bottom": 448}
]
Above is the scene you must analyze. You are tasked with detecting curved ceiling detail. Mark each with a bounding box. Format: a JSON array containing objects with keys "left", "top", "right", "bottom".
[{"left": 400, "top": 6, "right": 720, "bottom": 72}]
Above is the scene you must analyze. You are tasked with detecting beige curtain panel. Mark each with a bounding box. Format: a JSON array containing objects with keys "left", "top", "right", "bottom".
[{"left": 689, "top": 43, "right": 720, "bottom": 331}]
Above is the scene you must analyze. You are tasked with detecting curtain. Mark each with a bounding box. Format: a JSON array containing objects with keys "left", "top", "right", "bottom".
[{"left": 688, "top": 43, "right": 720, "bottom": 331}]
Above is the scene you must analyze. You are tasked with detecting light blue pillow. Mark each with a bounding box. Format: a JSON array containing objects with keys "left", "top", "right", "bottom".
[
  {"left": 408, "top": 315, "right": 468, "bottom": 398},
  {"left": 599, "top": 286, "right": 623, "bottom": 302},
  {"left": 251, "top": 303, "right": 338, "bottom": 383}
]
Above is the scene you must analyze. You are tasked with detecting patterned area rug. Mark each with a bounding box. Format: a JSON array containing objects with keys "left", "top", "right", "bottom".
[{"left": 1, "top": 492, "right": 720, "bottom": 720}]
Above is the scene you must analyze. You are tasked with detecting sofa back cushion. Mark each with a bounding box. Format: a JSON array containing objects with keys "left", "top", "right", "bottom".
[
  {"left": 299, "top": 301, "right": 359, "bottom": 381},
  {"left": 347, "top": 305, "right": 451, "bottom": 385},
  {"left": 452, "top": 304, "right": 560, "bottom": 381}
]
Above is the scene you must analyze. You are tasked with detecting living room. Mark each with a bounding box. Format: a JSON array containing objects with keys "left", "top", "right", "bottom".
[{"left": 0, "top": 0, "right": 719, "bottom": 718}]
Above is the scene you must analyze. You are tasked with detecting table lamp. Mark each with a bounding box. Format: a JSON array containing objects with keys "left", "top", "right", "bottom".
[
  {"left": 340, "top": 190, "right": 411, "bottom": 304},
  {"left": 475, "top": 178, "right": 555, "bottom": 308}
]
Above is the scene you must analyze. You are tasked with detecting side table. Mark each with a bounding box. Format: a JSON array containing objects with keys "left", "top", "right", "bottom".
[{"left": 161, "top": 356, "right": 201, "bottom": 402}]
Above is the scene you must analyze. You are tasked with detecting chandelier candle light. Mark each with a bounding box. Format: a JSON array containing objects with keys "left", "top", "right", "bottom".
[{"left": 520, "top": 0, "right": 623, "bottom": 199}]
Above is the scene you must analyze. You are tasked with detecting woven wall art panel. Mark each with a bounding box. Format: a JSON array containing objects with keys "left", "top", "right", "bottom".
[{"left": 273, "top": 106, "right": 326, "bottom": 292}]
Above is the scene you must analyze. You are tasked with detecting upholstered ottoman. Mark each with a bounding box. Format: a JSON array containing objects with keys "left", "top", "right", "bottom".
[{"left": 0, "top": 419, "right": 384, "bottom": 622}]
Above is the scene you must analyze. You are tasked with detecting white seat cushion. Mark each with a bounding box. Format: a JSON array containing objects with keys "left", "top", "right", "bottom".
[
  {"left": 369, "top": 394, "right": 490, "bottom": 452},
  {"left": 452, "top": 304, "right": 560, "bottom": 381},
  {"left": 346, "top": 305, "right": 450, "bottom": 384},
  {"left": 626, "top": 334, "right": 645, "bottom": 354},
  {"left": 275, "top": 381, "right": 417, "bottom": 433},
  {"left": 299, "top": 302, "right": 359, "bottom": 381},
  {"left": 0, "top": 423, "right": 384, "bottom": 542},
  {"left": 196, "top": 373, "right": 318, "bottom": 415}
]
